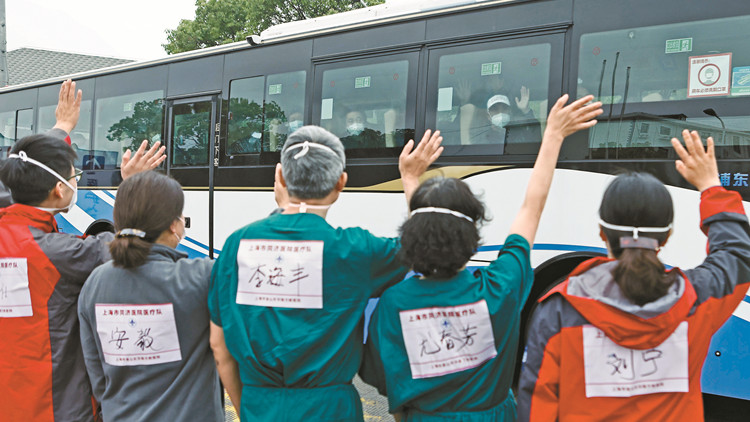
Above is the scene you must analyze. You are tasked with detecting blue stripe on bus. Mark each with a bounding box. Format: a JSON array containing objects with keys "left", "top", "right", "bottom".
[{"left": 477, "top": 243, "right": 608, "bottom": 254}]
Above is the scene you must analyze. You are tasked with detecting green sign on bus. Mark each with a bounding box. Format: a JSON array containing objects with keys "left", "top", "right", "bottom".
[
  {"left": 481, "top": 62, "right": 502, "bottom": 76},
  {"left": 665, "top": 38, "right": 692, "bottom": 54},
  {"left": 355, "top": 76, "right": 371, "bottom": 89}
]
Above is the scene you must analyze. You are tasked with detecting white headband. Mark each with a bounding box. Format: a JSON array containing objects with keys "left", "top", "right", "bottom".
[
  {"left": 410, "top": 207, "right": 474, "bottom": 223},
  {"left": 598, "top": 219, "right": 672, "bottom": 240},
  {"left": 8, "top": 151, "right": 74, "bottom": 190},
  {"left": 284, "top": 141, "right": 340, "bottom": 161}
]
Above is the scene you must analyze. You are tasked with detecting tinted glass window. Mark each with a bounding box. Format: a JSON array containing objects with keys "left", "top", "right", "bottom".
[
  {"left": 227, "top": 71, "right": 306, "bottom": 155},
  {"left": 433, "top": 43, "right": 551, "bottom": 154},
  {"left": 16, "top": 109, "right": 34, "bottom": 140},
  {"left": 0, "top": 112, "right": 15, "bottom": 155},
  {"left": 578, "top": 16, "right": 750, "bottom": 104},
  {"left": 172, "top": 101, "right": 211, "bottom": 166},
  {"left": 39, "top": 100, "right": 93, "bottom": 167},
  {"left": 319, "top": 60, "right": 409, "bottom": 150}
]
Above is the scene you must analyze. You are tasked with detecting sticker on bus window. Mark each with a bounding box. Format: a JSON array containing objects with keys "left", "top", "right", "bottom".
[
  {"left": 437, "top": 87, "right": 454, "bottom": 112},
  {"left": 731, "top": 66, "right": 750, "bottom": 96},
  {"left": 236, "top": 239, "right": 324, "bottom": 309},
  {"left": 268, "top": 84, "right": 282, "bottom": 95},
  {"left": 665, "top": 38, "right": 692, "bottom": 54},
  {"left": 321, "top": 98, "right": 334, "bottom": 120},
  {"left": 95, "top": 303, "right": 182, "bottom": 366},
  {"left": 582, "top": 321, "right": 689, "bottom": 398},
  {"left": 355, "top": 76, "right": 371, "bottom": 89},
  {"left": 481, "top": 62, "right": 502, "bottom": 76},
  {"left": 400, "top": 299, "right": 497, "bottom": 379},
  {"left": 688, "top": 53, "right": 732, "bottom": 98},
  {"left": 0, "top": 258, "right": 32, "bottom": 318}
]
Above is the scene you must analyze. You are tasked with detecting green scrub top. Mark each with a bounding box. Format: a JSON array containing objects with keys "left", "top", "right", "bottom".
[
  {"left": 209, "top": 213, "right": 406, "bottom": 421},
  {"left": 362, "top": 234, "right": 532, "bottom": 421}
]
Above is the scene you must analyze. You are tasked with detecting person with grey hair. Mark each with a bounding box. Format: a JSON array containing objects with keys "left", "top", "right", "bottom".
[{"left": 208, "top": 125, "right": 443, "bottom": 421}]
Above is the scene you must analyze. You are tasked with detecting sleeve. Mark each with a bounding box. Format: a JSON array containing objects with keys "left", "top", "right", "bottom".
[
  {"left": 40, "top": 231, "right": 114, "bottom": 288},
  {"left": 486, "top": 234, "right": 534, "bottom": 308},
  {"left": 0, "top": 180, "right": 12, "bottom": 208},
  {"left": 684, "top": 186, "right": 750, "bottom": 328},
  {"left": 360, "top": 299, "right": 389, "bottom": 397},
  {"left": 517, "top": 297, "right": 563, "bottom": 422},
  {"left": 46, "top": 128, "right": 71, "bottom": 145},
  {"left": 367, "top": 234, "right": 408, "bottom": 296},
  {"left": 77, "top": 278, "right": 106, "bottom": 401}
]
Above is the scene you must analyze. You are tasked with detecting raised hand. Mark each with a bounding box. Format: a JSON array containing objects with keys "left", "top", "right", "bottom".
[
  {"left": 53, "top": 79, "right": 82, "bottom": 134},
  {"left": 544, "top": 94, "right": 602, "bottom": 140},
  {"left": 515, "top": 85, "right": 531, "bottom": 114},
  {"left": 121, "top": 140, "right": 167, "bottom": 180},
  {"left": 399, "top": 129, "right": 443, "bottom": 203},
  {"left": 671, "top": 130, "right": 721, "bottom": 191}
]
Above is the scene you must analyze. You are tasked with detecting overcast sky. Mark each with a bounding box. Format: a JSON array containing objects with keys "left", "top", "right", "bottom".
[{"left": 6, "top": 0, "right": 197, "bottom": 61}]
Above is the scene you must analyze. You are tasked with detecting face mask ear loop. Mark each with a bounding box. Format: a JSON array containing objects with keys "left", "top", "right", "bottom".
[{"left": 633, "top": 228, "right": 639, "bottom": 240}]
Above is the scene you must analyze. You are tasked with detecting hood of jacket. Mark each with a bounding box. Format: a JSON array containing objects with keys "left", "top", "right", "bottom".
[{"left": 542, "top": 257, "right": 697, "bottom": 349}]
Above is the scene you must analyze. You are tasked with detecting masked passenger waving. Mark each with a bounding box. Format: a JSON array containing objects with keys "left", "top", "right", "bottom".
[
  {"left": 517, "top": 130, "right": 750, "bottom": 421},
  {"left": 360, "top": 94, "right": 602, "bottom": 422}
]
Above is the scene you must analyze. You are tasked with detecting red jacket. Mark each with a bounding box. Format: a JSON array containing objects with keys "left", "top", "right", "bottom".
[
  {"left": 518, "top": 187, "right": 750, "bottom": 421},
  {"left": 0, "top": 204, "right": 111, "bottom": 421}
]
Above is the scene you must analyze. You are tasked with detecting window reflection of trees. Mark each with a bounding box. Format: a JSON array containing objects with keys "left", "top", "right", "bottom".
[
  {"left": 106, "top": 100, "right": 164, "bottom": 153},
  {"left": 174, "top": 111, "right": 210, "bottom": 166},
  {"left": 227, "top": 99, "right": 285, "bottom": 154}
]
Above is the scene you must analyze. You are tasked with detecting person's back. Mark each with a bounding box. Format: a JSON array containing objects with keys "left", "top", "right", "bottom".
[
  {"left": 209, "top": 125, "right": 444, "bottom": 420},
  {"left": 78, "top": 171, "right": 221, "bottom": 421},
  {"left": 518, "top": 131, "right": 750, "bottom": 421}
]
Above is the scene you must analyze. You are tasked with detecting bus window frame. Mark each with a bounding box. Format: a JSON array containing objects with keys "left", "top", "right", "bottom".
[
  {"left": 311, "top": 50, "right": 420, "bottom": 161},
  {"left": 424, "top": 32, "right": 565, "bottom": 160},
  {"left": 166, "top": 95, "right": 217, "bottom": 170}
]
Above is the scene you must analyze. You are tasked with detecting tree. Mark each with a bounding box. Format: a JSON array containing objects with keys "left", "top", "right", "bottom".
[{"left": 164, "top": 0, "right": 385, "bottom": 55}]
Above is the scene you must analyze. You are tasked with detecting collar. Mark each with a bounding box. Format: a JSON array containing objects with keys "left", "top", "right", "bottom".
[
  {"left": 148, "top": 243, "right": 188, "bottom": 262},
  {"left": 0, "top": 203, "right": 59, "bottom": 233}
]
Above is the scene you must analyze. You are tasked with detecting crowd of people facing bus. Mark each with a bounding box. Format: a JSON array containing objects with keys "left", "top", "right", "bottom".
[{"left": 0, "top": 78, "right": 748, "bottom": 422}]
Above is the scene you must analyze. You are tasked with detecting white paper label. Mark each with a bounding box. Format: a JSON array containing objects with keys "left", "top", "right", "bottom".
[
  {"left": 0, "top": 258, "right": 32, "bottom": 317},
  {"left": 321, "top": 98, "right": 334, "bottom": 120},
  {"left": 96, "top": 303, "right": 182, "bottom": 366},
  {"left": 400, "top": 300, "right": 497, "bottom": 379},
  {"left": 687, "top": 53, "right": 732, "bottom": 98},
  {"left": 236, "top": 239, "right": 324, "bottom": 309},
  {"left": 583, "top": 321, "right": 689, "bottom": 397},
  {"left": 437, "top": 87, "right": 454, "bottom": 112}
]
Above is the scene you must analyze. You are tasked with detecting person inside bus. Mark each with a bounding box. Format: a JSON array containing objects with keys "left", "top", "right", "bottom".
[
  {"left": 339, "top": 109, "right": 385, "bottom": 149},
  {"left": 453, "top": 76, "right": 541, "bottom": 152},
  {"left": 268, "top": 110, "right": 304, "bottom": 152},
  {"left": 207, "top": 125, "right": 444, "bottom": 421},
  {"left": 77, "top": 171, "right": 222, "bottom": 422},
  {"left": 0, "top": 79, "right": 166, "bottom": 422},
  {"left": 360, "top": 94, "right": 602, "bottom": 421},
  {"left": 517, "top": 130, "right": 750, "bottom": 421}
]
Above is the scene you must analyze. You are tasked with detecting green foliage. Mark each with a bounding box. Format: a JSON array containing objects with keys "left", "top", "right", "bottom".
[
  {"left": 106, "top": 100, "right": 164, "bottom": 152},
  {"left": 163, "top": 0, "right": 385, "bottom": 55}
]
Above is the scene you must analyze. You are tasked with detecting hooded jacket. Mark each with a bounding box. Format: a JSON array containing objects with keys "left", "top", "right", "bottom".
[
  {"left": 518, "top": 186, "right": 750, "bottom": 421},
  {"left": 0, "top": 204, "right": 112, "bottom": 421}
]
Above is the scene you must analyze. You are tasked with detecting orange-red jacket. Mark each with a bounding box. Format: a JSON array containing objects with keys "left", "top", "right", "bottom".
[
  {"left": 0, "top": 204, "right": 111, "bottom": 421},
  {"left": 518, "top": 186, "right": 750, "bottom": 421}
]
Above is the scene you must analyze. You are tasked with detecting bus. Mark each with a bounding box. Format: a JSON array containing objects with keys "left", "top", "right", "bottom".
[{"left": 1, "top": 0, "right": 749, "bottom": 414}]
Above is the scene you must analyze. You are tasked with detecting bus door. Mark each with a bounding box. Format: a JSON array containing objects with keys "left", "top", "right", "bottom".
[{"left": 166, "top": 95, "right": 218, "bottom": 258}]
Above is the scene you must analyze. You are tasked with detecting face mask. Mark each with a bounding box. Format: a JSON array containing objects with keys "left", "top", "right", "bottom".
[
  {"left": 8, "top": 151, "right": 77, "bottom": 213},
  {"left": 347, "top": 123, "right": 364, "bottom": 136},
  {"left": 490, "top": 113, "right": 510, "bottom": 129},
  {"left": 288, "top": 120, "right": 303, "bottom": 132}
]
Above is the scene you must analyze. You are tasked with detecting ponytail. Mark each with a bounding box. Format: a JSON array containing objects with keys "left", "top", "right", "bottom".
[
  {"left": 110, "top": 236, "right": 153, "bottom": 269},
  {"left": 612, "top": 248, "right": 677, "bottom": 306}
]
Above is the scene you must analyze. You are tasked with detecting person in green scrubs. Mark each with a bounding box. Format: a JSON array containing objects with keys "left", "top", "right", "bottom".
[
  {"left": 361, "top": 94, "right": 602, "bottom": 421},
  {"left": 208, "top": 125, "right": 444, "bottom": 421}
]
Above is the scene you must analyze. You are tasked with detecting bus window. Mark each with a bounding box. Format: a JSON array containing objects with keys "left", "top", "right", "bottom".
[
  {"left": 432, "top": 43, "right": 551, "bottom": 155},
  {"left": 319, "top": 60, "right": 410, "bottom": 150},
  {"left": 39, "top": 100, "right": 93, "bottom": 168},
  {"left": 16, "top": 109, "right": 33, "bottom": 140},
  {"left": 578, "top": 16, "right": 750, "bottom": 105},
  {"left": 93, "top": 90, "right": 164, "bottom": 170},
  {"left": 171, "top": 101, "right": 211, "bottom": 166},
  {"left": 0, "top": 111, "right": 15, "bottom": 155},
  {"left": 265, "top": 71, "right": 306, "bottom": 152},
  {"left": 227, "top": 76, "right": 264, "bottom": 155}
]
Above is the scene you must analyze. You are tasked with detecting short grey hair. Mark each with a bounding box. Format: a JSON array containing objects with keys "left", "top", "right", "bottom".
[{"left": 280, "top": 126, "right": 346, "bottom": 200}]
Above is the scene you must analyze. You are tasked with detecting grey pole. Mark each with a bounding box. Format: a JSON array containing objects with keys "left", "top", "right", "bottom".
[{"left": 0, "top": 0, "right": 7, "bottom": 87}]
